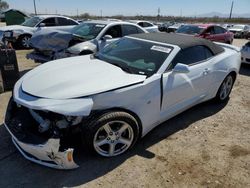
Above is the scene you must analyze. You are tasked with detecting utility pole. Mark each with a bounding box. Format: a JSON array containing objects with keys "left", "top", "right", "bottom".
[
  {"left": 229, "top": 1, "right": 234, "bottom": 19},
  {"left": 157, "top": 7, "right": 160, "bottom": 21},
  {"left": 100, "top": 10, "right": 102, "bottom": 18},
  {"left": 33, "top": 0, "right": 37, "bottom": 15}
]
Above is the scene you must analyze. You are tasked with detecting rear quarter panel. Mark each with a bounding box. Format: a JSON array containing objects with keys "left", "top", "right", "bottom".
[{"left": 208, "top": 46, "right": 241, "bottom": 98}]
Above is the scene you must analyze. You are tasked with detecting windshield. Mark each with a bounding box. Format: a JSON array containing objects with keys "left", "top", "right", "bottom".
[
  {"left": 176, "top": 25, "right": 204, "bottom": 35},
  {"left": 72, "top": 23, "right": 106, "bottom": 40},
  {"left": 96, "top": 38, "right": 173, "bottom": 76},
  {"left": 232, "top": 25, "right": 244, "bottom": 29},
  {"left": 21, "top": 17, "right": 42, "bottom": 27}
]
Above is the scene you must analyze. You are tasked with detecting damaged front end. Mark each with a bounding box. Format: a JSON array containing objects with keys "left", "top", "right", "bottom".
[{"left": 4, "top": 98, "right": 81, "bottom": 169}]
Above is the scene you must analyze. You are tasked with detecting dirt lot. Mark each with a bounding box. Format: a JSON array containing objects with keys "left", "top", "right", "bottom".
[{"left": 0, "top": 39, "right": 249, "bottom": 188}]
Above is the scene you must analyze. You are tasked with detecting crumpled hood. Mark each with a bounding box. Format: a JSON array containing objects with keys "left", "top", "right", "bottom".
[
  {"left": 30, "top": 30, "right": 73, "bottom": 52},
  {"left": 0, "top": 25, "right": 35, "bottom": 33},
  {"left": 21, "top": 55, "right": 146, "bottom": 99}
]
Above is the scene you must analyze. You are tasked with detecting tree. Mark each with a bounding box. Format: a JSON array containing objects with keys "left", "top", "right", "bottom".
[{"left": 0, "top": 0, "right": 9, "bottom": 11}]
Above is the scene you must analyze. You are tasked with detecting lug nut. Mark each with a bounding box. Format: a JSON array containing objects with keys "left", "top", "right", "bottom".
[
  {"left": 109, "top": 132, "right": 113, "bottom": 136},
  {"left": 107, "top": 137, "right": 110, "bottom": 140}
]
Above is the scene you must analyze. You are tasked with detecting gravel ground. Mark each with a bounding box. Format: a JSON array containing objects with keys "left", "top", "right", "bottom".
[{"left": 0, "top": 39, "right": 249, "bottom": 188}]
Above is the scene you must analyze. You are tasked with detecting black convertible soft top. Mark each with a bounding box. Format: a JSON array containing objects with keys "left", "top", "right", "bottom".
[{"left": 129, "top": 33, "right": 224, "bottom": 55}]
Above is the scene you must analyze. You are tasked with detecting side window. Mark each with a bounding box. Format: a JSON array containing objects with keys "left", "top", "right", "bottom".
[
  {"left": 41, "top": 18, "right": 56, "bottom": 27},
  {"left": 138, "top": 22, "right": 144, "bottom": 27},
  {"left": 206, "top": 27, "right": 215, "bottom": 34},
  {"left": 214, "top": 26, "right": 225, "bottom": 34},
  {"left": 170, "top": 46, "right": 214, "bottom": 69},
  {"left": 122, "top": 25, "right": 141, "bottom": 36},
  {"left": 57, "top": 17, "right": 78, "bottom": 26},
  {"left": 104, "top": 25, "right": 122, "bottom": 38},
  {"left": 143, "top": 22, "right": 153, "bottom": 27}
]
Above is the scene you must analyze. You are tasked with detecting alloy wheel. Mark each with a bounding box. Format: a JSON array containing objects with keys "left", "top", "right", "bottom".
[
  {"left": 93, "top": 121, "right": 134, "bottom": 157},
  {"left": 219, "top": 75, "right": 233, "bottom": 100}
]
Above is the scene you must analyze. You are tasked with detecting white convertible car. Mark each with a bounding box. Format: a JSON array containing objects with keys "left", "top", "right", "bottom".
[{"left": 4, "top": 33, "right": 241, "bottom": 169}]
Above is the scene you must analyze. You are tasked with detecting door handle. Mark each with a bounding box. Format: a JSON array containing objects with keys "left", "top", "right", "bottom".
[{"left": 203, "top": 68, "right": 210, "bottom": 75}]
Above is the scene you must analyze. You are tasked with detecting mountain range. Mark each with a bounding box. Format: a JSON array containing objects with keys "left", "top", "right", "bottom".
[{"left": 191, "top": 12, "right": 250, "bottom": 18}]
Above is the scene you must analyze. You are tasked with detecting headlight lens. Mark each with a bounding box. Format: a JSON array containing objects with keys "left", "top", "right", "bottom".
[{"left": 4, "top": 31, "right": 12, "bottom": 38}]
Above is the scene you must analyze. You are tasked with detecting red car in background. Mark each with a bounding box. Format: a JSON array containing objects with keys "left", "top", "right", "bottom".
[{"left": 176, "top": 24, "right": 234, "bottom": 44}]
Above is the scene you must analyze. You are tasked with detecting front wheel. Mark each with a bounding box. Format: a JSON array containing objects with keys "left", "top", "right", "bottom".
[
  {"left": 17, "top": 35, "right": 31, "bottom": 49},
  {"left": 83, "top": 111, "right": 140, "bottom": 157},
  {"left": 215, "top": 74, "right": 235, "bottom": 102}
]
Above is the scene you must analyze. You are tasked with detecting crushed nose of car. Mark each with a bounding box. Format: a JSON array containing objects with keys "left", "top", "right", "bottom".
[{"left": 4, "top": 98, "right": 79, "bottom": 169}]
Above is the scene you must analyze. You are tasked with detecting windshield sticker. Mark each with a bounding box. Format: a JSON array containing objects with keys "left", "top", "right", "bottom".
[
  {"left": 96, "top": 24, "right": 105, "bottom": 27},
  {"left": 151, "top": 46, "right": 171, "bottom": 53}
]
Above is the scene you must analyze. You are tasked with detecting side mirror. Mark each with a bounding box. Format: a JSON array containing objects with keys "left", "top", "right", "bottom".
[
  {"left": 173, "top": 63, "right": 190, "bottom": 73},
  {"left": 38, "top": 23, "right": 46, "bottom": 27},
  {"left": 102, "top": 35, "right": 112, "bottom": 41}
]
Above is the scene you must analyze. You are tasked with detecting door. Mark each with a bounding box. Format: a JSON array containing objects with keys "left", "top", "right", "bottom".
[
  {"left": 161, "top": 46, "right": 214, "bottom": 117},
  {"left": 99, "top": 25, "right": 122, "bottom": 50},
  {"left": 213, "top": 26, "right": 228, "bottom": 43}
]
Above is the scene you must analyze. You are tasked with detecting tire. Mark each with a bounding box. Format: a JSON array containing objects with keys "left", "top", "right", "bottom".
[
  {"left": 214, "top": 73, "right": 235, "bottom": 102},
  {"left": 82, "top": 111, "right": 140, "bottom": 157},
  {"left": 17, "top": 35, "right": 31, "bottom": 49}
]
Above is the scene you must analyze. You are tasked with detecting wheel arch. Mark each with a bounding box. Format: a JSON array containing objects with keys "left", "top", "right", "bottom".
[
  {"left": 228, "top": 70, "right": 237, "bottom": 81},
  {"left": 18, "top": 33, "right": 32, "bottom": 40},
  {"left": 89, "top": 107, "right": 143, "bottom": 139}
]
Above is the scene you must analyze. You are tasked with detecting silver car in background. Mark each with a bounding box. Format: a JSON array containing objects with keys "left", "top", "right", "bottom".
[
  {"left": 0, "top": 15, "right": 79, "bottom": 49},
  {"left": 27, "top": 20, "right": 147, "bottom": 63}
]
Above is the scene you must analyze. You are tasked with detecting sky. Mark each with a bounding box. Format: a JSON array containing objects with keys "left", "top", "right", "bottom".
[{"left": 5, "top": 0, "right": 250, "bottom": 17}]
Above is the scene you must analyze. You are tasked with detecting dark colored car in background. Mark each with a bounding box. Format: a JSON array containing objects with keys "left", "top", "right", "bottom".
[{"left": 176, "top": 24, "right": 234, "bottom": 44}]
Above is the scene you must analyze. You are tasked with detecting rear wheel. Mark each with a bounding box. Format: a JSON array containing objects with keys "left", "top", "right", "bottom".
[
  {"left": 215, "top": 74, "right": 235, "bottom": 102},
  {"left": 83, "top": 111, "right": 140, "bottom": 157}
]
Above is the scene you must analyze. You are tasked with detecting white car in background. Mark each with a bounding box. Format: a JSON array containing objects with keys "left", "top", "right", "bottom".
[
  {"left": 0, "top": 15, "right": 79, "bottom": 49},
  {"left": 128, "top": 20, "right": 159, "bottom": 32},
  {"left": 4, "top": 33, "right": 241, "bottom": 169},
  {"left": 241, "top": 41, "right": 250, "bottom": 64},
  {"left": 27, "top": 20, "right": 147, "bottom": 63},
  {"left": 229, "top": 24, "right": 250, "bottom": 38}
]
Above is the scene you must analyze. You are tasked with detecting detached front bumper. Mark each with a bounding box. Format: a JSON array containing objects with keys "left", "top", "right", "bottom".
[{"left": 4, "top": 99, "right": 79, "bottom": 169}]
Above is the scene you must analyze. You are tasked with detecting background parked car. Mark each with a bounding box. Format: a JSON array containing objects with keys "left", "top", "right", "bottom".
[
  {"left": 221, "top": 23, "right": 234, "bottom": 30},
  {"left": 245, "top": 29, "right": 250, "bottom": 39},
  {"left": 27, "top": 20, "right": 147, "bottom": 63},
  {"left": 0, "top": 15, "right": 79, "bottom": 49},
  {"left": 176, "top": 24, "right": 234, "bottom": 44},
  {"left": 229, "top": 24, "right": 250, "bottom": 38},
  {"left": 128, "top": 20, "right": 159, "bottom": 32},
  {"left": 166, "top": 23, "right": 185, "bottom": 33},
  {"left": 158, "top": 21, "right": 175, "bottom": 32},
  {"left": 241, "top": 41, "right": 250, "bottom": 64}
]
